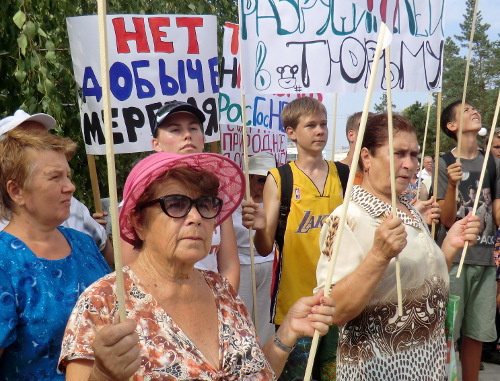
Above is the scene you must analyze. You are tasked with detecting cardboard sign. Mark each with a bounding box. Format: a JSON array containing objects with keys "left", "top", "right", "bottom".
[
  {"left": 67, "top": 15, "right": 220, "bottom": 154},
  {"left": 239, "top": 0, "right": 445, "bottom": 94},
  {"left": 219, "top": 22, "right": 324, "bottom": 132},
  {"left": 221, "top": 124, "right": 287, "bottom": 167}
]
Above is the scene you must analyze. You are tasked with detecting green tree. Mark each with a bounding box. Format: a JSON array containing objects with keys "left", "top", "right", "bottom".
[
  {"left": 402, "top": 100, "right": 437, "bottom": 158},
  {"left": 440, "top": 0, "right": 499, "bottom": 151},
  {"left": 0, "top": 0, "right": 238, "bottom": 210},
  {"left": 454, "top": 0, "right": 494, "bottom": 92},
  {"left": 373, "top": 93, "right": 396, "bottom": 113}
]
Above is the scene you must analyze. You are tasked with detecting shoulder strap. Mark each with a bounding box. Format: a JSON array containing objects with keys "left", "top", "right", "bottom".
[
  {"left": 429, "top": 151, "right": 454, "bottom": 199},
  {"left": 334, "top": 161, "right": 349, "bottom": 197},
  {"left": 441, "top": 151, "right": 456, "bottom": 167},
  {"left": 479, "top": 149, "right": 496, "bottom": 196},
  {"left": 276, "top": 163, "right": 293, "bottom": 254}
]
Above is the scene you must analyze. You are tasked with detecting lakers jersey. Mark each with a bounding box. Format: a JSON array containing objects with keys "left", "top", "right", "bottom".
[{"left": 269, "top": 161, "right": 344, "bottom": 325}]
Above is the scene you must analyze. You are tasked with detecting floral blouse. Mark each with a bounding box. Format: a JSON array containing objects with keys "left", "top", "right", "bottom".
[{"left": 58, "top": 267, "right": 275, "bottom": 380}]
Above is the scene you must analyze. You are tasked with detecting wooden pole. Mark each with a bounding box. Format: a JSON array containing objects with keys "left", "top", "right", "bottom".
[
  {"left": 97, "top": 0, "right": 126, "bottom": 323},
  {"left": 331, "top": 93, "right": 338, "bottom": 161},
  {"left": 210, "top": 141, "right": 218, "bottom": 153},
  {"left": 384, "top": 46, "right": 403, "bottom": 317},
  {"left": 431, "top": 93, "right": 442, "bottom": 239},
  {"left": 415, "top": 93, "right": 433, "bottom": 201},
  {"left": 87, "top": 154, "right": 102, "bottom": 213},
  {"left": 303, "top": 22, "right": 389, "bottom": 381},
  {"left": 456, "top": 0, "right": 480, "bottom": 162},
  {"left": 235, "top": 13, "right": 258, "bottom": 328}
]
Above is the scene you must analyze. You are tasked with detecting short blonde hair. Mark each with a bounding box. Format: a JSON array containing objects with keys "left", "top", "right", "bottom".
[
  {"left": 0, "top": 129, "right": 77, "bottom": 219},
  {"left": 281, "top": 97, "right": 327, "bottom": 130}
]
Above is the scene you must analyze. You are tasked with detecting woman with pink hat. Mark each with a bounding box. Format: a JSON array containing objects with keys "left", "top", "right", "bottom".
[
  {"left": 58, "top": 152, "right": 335, "bottom": 380},
  {"left": 121, "top": 101, "right": 241, "bottom": 291}
]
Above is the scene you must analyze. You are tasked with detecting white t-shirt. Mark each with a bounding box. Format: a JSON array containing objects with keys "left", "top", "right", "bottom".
[
  {"left": 194, "top": 225, "right": 221, "bottom": 272},
  {"left": 418, "top": 169, "right": 432, "bottom": 180},
  {"left": 232, "top": 205, "right": 273, "bottom": 265}
]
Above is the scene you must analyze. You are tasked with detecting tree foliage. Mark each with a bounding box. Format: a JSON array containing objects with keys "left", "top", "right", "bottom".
[
  {"left": 0, "top": 0, "right": 238, "bottom": 210},
  {"left": 403, "top": 0, "right": 499, "bottom": 156},
  {"left": 373, "top": 93, "right": 396, "bottom": 114},
  {"left": 402, "top": 100, "right": 437, "bottom": 157}
]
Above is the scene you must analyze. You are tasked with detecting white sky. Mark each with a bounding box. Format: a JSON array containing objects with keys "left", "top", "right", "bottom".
[{"left": 324, "top": 0, "right": 499, "bottom": 158}]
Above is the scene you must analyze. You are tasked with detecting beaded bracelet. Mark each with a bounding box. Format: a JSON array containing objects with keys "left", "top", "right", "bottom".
[{"left": 273, "top": 332, "right": 296, "bottom": 353}]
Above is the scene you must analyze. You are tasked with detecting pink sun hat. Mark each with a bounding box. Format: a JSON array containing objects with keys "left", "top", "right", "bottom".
[{"left": 120, "top": 152, "right": 245, "bottom": 245}]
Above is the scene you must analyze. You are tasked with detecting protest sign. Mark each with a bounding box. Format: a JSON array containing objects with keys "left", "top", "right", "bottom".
[
  {"left": 221, "top": 124, "right": 287, "bottom": 167},
  {"left": 67, "top": 15, "right": 219, "bottom": 154},
  {"left": 220, "top": 22, "right": 324, "bottom": 132},
  {"left": 239, "top": 0, "right": 445, "bottom": 94}
]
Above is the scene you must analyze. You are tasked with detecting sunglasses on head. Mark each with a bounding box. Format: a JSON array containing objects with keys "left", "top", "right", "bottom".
[{"left": 140, "top": 194, "right": 223, "bottom": 219}]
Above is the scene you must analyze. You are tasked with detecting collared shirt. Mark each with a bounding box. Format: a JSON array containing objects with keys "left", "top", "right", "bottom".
[{"left": 316, "top": 186, "right": 449, "bottom": 380}]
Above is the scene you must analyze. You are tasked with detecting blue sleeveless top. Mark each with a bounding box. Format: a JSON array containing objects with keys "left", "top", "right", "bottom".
[{"left": 0, "top": 227, "right": 110, "bottom": 380}]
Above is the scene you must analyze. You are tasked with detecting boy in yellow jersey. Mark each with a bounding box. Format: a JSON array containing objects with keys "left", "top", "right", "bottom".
[{"left": 242, "top": 97, "right": 345, "bottom": 380}]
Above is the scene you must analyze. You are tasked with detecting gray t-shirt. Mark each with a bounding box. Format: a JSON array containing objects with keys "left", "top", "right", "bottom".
[{"left": 437, "top": 152, "right": 500, "bottom": 266}]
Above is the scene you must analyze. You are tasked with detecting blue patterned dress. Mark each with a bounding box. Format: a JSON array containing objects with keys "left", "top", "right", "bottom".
[{"left": 0, "top": 226, "right": 110, "bottom": 380}]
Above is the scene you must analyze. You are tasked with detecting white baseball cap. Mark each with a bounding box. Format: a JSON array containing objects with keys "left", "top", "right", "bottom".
[
  {"left": 0, "top": 109, "right": 56, "bottom": 138},
  {"left": 248, "top": 152, "right": 277, "bottom": 176}
]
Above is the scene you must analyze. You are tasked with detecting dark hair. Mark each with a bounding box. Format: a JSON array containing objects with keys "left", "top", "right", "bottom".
[
  {"left": 441, "top": 100, "right": 473, "bottom": 140},
  {"left": 359, "top": 113, "right": 416, "bottom": 170},
  {"left": 345, "top": 111, "right": 374, "bottom": 137},
  {"left": 130, "top": 166, "right": 219, "bottom": 249},
  {"left": 281, "top": 97, "right": 327, "bottom": 130}
]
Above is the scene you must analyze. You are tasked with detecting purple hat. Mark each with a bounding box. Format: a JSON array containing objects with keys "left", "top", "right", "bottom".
[{"left": 120, "top": 152, "right": 245, "bottom": 245}]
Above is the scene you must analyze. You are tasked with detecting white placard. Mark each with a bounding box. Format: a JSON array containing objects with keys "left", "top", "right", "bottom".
[
  {"left": 221, "top": 124, "right": 287, "bottom": 166},
  {"left": 219, "top": 22, "right": 325, "bottom": 132},
  {"left": 67, "top": 14, "right": 220, "bottom": 154},
  {"left": 240, "top": 0, "right": 445, "bottom": 94}
]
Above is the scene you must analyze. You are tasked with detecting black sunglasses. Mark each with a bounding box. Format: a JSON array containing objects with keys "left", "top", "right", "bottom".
[{"left": 140, "top": 194, "right": 223, "bottom": 219}]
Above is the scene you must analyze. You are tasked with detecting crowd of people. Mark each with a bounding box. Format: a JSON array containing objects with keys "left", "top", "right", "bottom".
[{"left": 0, "top": 96, "right": 498, "bottom": 380}]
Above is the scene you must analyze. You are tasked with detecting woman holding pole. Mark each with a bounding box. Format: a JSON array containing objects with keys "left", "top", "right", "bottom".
[
  {"left": 59, "top": 152, "right": 335, "bottom": 380},
  {"left": 316, "top": 114, "right": 480, "bottom": 380}
]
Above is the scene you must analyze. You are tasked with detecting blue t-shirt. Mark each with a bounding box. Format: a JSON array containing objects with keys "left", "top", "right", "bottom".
[{"left": 0, "top": 227, "right": 110, "bottom": 380}]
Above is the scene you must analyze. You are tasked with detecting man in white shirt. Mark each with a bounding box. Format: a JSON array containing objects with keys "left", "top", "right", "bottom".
[{"left": 418, "top": 155, "right": 433, "bottom": 180}]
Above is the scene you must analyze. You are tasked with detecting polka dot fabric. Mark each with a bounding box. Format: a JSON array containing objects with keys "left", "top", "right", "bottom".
[{"left": 120, "top": 152, "right": 245, "bottom": 245}]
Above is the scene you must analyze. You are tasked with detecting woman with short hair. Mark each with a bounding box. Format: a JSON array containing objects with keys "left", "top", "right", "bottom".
[
  {"left": 0, "top": 129, "right": 110, "bottom": 380},
  {"left": 59, "top": 152, "right": 335, "bottom": 380},
  {"left": 317, "top": 114, "right": 480, "bottom": 380}
]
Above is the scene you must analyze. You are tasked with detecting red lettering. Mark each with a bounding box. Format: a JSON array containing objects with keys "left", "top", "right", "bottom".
[
  {"left": 225, "top": 22, "right": 239, "bottom": 55},
  {"left": 251, "top": 134, "right": 262, "bottom": 152},
  {"left": 176, "top": 17, "right": 203, "bottom": 54},
  {"left": 112, "top": 17, "right": 150, "bottom": 53},
  {"left": 148, "top": 17, "right": 174, "bottom": 53}
]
